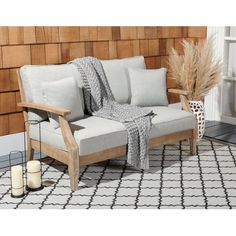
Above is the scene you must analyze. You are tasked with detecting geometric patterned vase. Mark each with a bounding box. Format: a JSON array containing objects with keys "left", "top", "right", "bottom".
[{"left": 188, "top": 100, "right": 205, "bottom": 141}]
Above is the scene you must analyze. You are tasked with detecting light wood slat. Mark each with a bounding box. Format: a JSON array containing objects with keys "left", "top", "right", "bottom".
[
  {"left": 112, "top": 27, "right": 120, "bottom": 40},
  {"left": 139, "top": 39, "right": 149, "bottom": 57},
  {"left": 117, "top": 41, "right": 133, "bottom": 58},
  {"left": 0, "top": 47, "right": 3, "bottom": 68},
  {"left": 69, "top": 42, "right": 85, "bottom": 60},
  {"left": 45, "top": 44, "right": 61, "bottom": 64},
  {"left": 97, "top": 27, "right": 112, "bottom": 41},
  {"left": 85, "top": 42, "right": 93, "bottom": 56},
  {"left": 8, "top": 27, "right": 24, "bottom": 45},
  {"left": 0, "top": 114, "right": 9, "bottom": 135},
  {"left": 188, "top": 27, "right": 207, "bottom": 38},
  {"left": 145, "top": 56, "right": 161, "bottom": 69},
  {"left": 18, "top": 102, "right": 71, "bottom": 116},
  {"left": 131, "top": 40, "right": 140, "bottom": 56},
  {"left": 93, "top": 41, "right": 109, "bottom": 59},
  {"left": 148, "top": 39, "right": 159, "bottom": 56},
  {"left": 23, "top": 27, "right": 36, "bottom": 44},
  {"left": 9, "top": 69, "right": 19, "bottom": 91},
  {"left": 80, "top": 27, "right": 97, "bottom": 41},
  {"left": 8, "top": 112, "right": 24, "bottom": 134},
  {"left": 31, "top": 139, "right": 69, "bottom": 165},
  {"left": 108, "top": 41, "right": 117, "bottom": 59},
  {"left": 35, "top": 27, "right": 59, "bottom": 43},
  {"left": 31, "top": 45, "right": 46, "bottom": 64},
  {"left": 137, "top": 27, "right": 145, "bottom": 39},
  {"left": 120, "top": 27, "right": 137, "bottom": 40},
  {"left": 145, "top": 27, "right": 157, "bottom": 39},
  {"left": 0, "top": 92, "right": 16, "bottom": 114},
  {"left": 2, "top": 45, "right": 31, "bottom": 68},
  {"left": 0, "top": 27, "right": 8, "bottom": 45},
  {"left": 59, "top": 27, "right": 80, "bottom": 42},
  {"left": 0, "top": 69, "right": 10, "bottom": 92}
]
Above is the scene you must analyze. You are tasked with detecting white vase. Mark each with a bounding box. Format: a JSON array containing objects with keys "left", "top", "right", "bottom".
[{"left": 188, "top": 100, "right": 205, "bottom": 141}]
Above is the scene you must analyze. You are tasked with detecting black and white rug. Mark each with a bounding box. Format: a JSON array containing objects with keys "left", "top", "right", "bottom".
[{"left": 1, "top": 139, "right": 236, "bottom": 209}]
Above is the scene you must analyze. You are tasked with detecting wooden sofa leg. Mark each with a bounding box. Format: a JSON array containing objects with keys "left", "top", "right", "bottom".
[
  {"left": 190, "top": 129, "right": 197, "bottom": 155},
  {"left": 27, "top": 138, "right": 34, "bottom": 161},
  {"left": 68, "top": 150, "right": 80, "bottom": 192}
]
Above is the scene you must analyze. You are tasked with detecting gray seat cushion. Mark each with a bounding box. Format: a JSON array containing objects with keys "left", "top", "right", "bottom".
[{"left": 29, "top": 106, "right": 195, "bottom": 156}]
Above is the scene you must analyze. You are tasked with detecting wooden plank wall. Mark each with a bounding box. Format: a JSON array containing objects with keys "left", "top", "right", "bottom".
[{"left": 0, "top": 26, "right": 207, "bottom": 136}]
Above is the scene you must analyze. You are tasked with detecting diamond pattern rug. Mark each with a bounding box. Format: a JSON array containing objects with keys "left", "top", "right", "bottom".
[{"left": 1, "top": 139, "right": 236, "bottom": 209}]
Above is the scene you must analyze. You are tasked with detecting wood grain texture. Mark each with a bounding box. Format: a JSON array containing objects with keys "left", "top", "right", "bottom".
[
  {"left": 188, "top": 27, "right": 207, "bottom": 38},
  {"left": 80, "top": 27, "right": 97, "bottom": 41},
  {"left": 8, "top": 112, "right": 24, "bottom": 134},
  {"left": 93, "top": 41, "right": 109, "bottom": 59},
  {"left": 0, "top": 69, "right": 10, "bottom": 92},
  {"left": 0, "top": 27, "right": 8, "bottom": 45},
  {"left": 45, "top": 44, "right": 61, "bottom": 64},
  {"left": 31, "top": 45, "right": 46, "bottom": 64},
  {"left": 59, "top": 27, "right": 80, "bottom": 42},
  {"left": 9, "top": 69, "right": 19, "bottom": 91},
  {"left": 0, "top": 92, "right": 16, "bottom": 114},
  {"left": 97, "top": 27, "right": 112, "bottom": 41},
  {"left": 0, "top": 26, "right": 207, "bottom": 135},
  {"left": 120, "top": 27, "right": 137, "bottom": 39},
  {"left": 2, "top": 45, "right": 31, "bottom": 68},
  {"left": 0, "top": 114, "right": 9, "bottom": 135}
]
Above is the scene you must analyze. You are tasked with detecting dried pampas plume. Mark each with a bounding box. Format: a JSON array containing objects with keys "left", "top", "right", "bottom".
[{"left": 168, "top": 36, "right": 223, "bottom": 101}]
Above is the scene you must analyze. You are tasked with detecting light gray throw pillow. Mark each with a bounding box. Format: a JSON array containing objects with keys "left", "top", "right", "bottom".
[
  {"left": 128, "top": 67, "right": 169, "bottom": 107},
  {"left": 41, "top": 77, "right": 84, "bottom": 129}
]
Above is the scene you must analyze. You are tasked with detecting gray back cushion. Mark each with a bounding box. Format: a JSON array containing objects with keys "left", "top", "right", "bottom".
[
  {"left": 101, "top": 56, "right": 146, "bottom": 104},
  {"left": 20, "top": 64, "right": 84, "bottom": 122}
]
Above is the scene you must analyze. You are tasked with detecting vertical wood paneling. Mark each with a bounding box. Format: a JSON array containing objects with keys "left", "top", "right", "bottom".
[
  {"left": 31, "top": 45, "right": 46, "bottom": 64},
  {"left": 93, "top": 41, "right": 109, "bottom": 59},
  {"left": 188, "top": 27, "right": 207, "bottom": 38},
  {"left": 8, "top": 27, "right": 24, "bottom": 45},
  {"left": 120, "top": 27, "right": 137, "bottom": 40},
  {"left": 59, "top": 27, "right": 80, "bottom": 42},
  {"left": 0, "top": 114, "right": 9, "bottom": 135},
  {"left": 139, "top": 40, "right": 149, "bottom": 57},
  {"left": 45, "top": 44, "right": 61, "bottom": 64},
  {"left": 117, "top": 41, "right": 133, "bottom": 58},
  {"left": 97, "top": 27, "right": 112, "bottom": 41},
  {"left": 24, "top": 27, "right": 36, "bottom": 44},
  {"left": 108, "top": 41, "right": 117, "bottom": 59},
  {"left": 8, "top": 112, "right": 24, "bottom": 134},
  {"left": 9, "top": 69, "right": 19, "bottom": 91},
  {"left": 80, "top": 27, "right": 97, "bottom": 41},
  {"left": 148, "top": 39, "right": 159, "bottom": 56},
  {"left": 0, "top": 26, "right": 207, "bottom": 135},
  {"left": 112, "top": 27, "right": 121, "bottom": 40},
  {"left": 0, "top": 27, "right": 8, "bottom": 45},
  {"left": 0, "top": 69, "right": 10, "bottom": 92},
  {"left": 0, "top": 92, "right": 16, "bottom": 114},
  {"left": 2, "top": 45, "right": 31, "bottom": 68}
]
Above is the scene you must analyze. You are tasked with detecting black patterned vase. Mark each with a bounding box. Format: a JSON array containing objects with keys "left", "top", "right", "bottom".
[{"left": 188, "top": 100, "right": 205, "bottom": 141}]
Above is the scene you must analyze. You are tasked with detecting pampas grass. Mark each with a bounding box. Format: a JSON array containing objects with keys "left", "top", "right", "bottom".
[{"left": 168, "top": 37, "right": 223, "bottom": 101}]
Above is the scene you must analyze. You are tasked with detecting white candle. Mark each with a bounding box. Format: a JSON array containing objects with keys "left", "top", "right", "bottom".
[
  {"left": 11, "top": 165, "right": 24, "bottom": 196},
  {"left": 27, "top": 160, "right": 41, "bottom": 189}
]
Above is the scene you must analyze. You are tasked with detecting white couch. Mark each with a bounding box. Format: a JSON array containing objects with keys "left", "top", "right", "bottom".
[{"left": 18, "top": 56, "right": 196, "bottom": 191}]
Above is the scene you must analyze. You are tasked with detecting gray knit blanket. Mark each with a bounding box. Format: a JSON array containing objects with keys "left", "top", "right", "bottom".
[{"left": 70, "top": 57, "right": 155, "bottom": 169}]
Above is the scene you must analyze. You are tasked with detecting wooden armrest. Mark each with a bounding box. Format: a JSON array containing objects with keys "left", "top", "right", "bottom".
[
  {"left": 18, "top": 102, "right": 71, "bottom": 116},
  {"left": 168, "top": 88, "right": 189, "bottom": 96}
]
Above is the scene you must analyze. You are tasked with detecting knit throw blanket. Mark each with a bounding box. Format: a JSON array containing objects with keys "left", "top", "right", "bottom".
[{"left": 70, "top": 57, "right": 155, "bottom": 169}]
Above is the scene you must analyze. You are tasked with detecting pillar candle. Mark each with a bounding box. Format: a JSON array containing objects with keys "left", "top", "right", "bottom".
[
  {"left": 27, "top": 160, "right": 41, "bottom": 189},
  {"left": 11, "top": 165, "right": 24, "bottom": 196}
]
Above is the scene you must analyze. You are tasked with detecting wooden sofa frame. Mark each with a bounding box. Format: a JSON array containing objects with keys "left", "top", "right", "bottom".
[{"left": 17, "top": 71, "right": 197, "bottom": 191}]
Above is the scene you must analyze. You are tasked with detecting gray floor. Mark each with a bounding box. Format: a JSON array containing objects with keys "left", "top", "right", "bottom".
[{"left": 204, "top": 121, "right": 236, "bottom": 145}]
